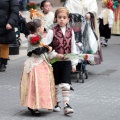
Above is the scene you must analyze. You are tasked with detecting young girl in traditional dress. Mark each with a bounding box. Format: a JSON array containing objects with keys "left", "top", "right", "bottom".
[
  {"left": 43, "top": 7, "right": 78, "bottom": 115},
  {"left": 99, "top": 0, "right": 114, "bottom": 46},
  {"left": 20, "top": 19, "right": 56, "bottom": 116},
  {"left": 40, "top": 0, "right": 54, "bottom": 31}
]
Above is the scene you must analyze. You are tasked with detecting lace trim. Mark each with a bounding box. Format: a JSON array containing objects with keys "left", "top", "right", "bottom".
[
  {"left": 23, "top": 54, "right": 52, "bottom": 73},
  {"left": 23, "top": 56, "right": 44, "bottom": 73}
]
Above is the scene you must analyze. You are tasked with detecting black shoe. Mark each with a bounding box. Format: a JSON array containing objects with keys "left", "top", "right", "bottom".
[
  {"left": 63, "top": 103, "right": 74, "bottom": 115},
  {"left": 70, "top": 86, "right": 74, "bottom": 91},
  {"left": 103, "top": 42, "right": 108, "bottom": 47},
  {"left": 0, "top": 64, "right": 6, "bottom": 72},
  {"left": 28, "top": 107, "right": 41, "bottom": 116},
  {"left": 53, "top": 102, "right": 61, "bottom": 112},
  {"left": 103, "top": 39, "right": 108, "bottom": 47}
]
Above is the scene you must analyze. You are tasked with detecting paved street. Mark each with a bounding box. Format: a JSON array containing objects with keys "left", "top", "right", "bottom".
[{"left": 0, "top": 1, "right": 120, "bottom": 120}]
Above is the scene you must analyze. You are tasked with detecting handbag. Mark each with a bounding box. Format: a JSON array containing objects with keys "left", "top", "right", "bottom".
[{"left": 0, "top": 30, "right": 16, "bottom": 44}]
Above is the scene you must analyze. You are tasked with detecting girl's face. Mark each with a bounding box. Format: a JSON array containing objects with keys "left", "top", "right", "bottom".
[
  {"left": 56, "top": 12, "right": 69, "bottom": 27},
  {"left": 102, "top": 2, "right": 106, "bottom": 8},
  {"left": 41, "top": 2, "right": 51, "bottom": 14}
]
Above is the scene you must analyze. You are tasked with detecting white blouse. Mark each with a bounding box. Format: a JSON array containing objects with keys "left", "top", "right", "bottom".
[
  {"left": 41, "top": 11, "right": 54, "bottom": 31},
  {"left": 99, "top": 8, "right": 114, "bottom": 28}
]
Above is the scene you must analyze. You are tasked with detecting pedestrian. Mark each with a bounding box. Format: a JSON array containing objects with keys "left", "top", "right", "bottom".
[
  {"left": 20, "top": 19, "right": 56, "bottom": 116},
  {"left": 22, "top": 0, "right": 27, "bottom": 11},
  {"left": 112, "top": 0, "right": 120, "bottom": 35},
  {"left": 65, "top": 0, "right": 103, "bottom": 65},
  {"left": 0, "top": 0, "right": 19, "bottom": 72},
  {"left": 43, "top": 7, "right": 78, "bottom": 115},
  {"left": 18, "top": 0, "right": 23, "bottom": 11},
  {"left": 99, "top": 0, "right": 114, "bottom": 46},
  {"left": 40, "top": 0, "right": 54, "bottom": 31}
]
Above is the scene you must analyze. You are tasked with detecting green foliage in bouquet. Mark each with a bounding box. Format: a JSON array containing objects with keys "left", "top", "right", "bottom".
[{"left": 26, "top": 2, "right": 36, "bottom": 10}]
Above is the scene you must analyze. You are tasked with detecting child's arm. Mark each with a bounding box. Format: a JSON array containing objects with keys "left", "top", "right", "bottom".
[
  {"left": 108, "top": 10, "right": 114, "bottom": 28},
  {"left": 27, "top": 46, "right": 49, "bottom": 56},
  {"left": 41, "top": 30, "right": 58, "bottom": 59},
  {"left": 99, "top": 10, "right": 103, "bottom": 19},
  {"left": 42, "top": 30, "right": 54, "bottom": 45},
  {"left": 71, "top": 30, "right": 79, "bottom": 72},
  {"left": 47, "top": 50, "right": 58, "bottom": 60}
]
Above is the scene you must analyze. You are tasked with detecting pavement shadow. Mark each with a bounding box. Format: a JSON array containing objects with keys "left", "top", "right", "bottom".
[{"left": 19, "top": 109, "right": 53, "bottom": 117}]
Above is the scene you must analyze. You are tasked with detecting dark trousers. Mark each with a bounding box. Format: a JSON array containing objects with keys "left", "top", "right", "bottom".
[
  {"left": 52, "top": 61, "right": 72, "bottom": 85},
  {"left": 99, "top": 18, "right": 111, "bottom": 39}
]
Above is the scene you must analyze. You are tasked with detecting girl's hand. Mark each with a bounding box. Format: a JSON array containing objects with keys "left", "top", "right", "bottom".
[
  {"left": 56, "top": 54, "right": 64, "bottom": 59},
  {"left": 41, "top": 44, "right": 52, "bottom": 52},
  {"left": 6, "top": 24, "right": 12, "bottom": 30},
  {"left": 85, "top": 13, "right": 91, "bottom": 20},
  {"left": 71, "top": 66, "right": 76, "bottom": 73}
]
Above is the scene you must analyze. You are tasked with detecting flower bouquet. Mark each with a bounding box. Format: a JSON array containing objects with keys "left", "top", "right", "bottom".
[
  {"left": 26, "top": 2, "right": 36, "bottom": 10},
  {"left": 29, "top": 36, "right": 42, "bottom": 45},
  {"left": 50, "top": 53, "right": 95, "bottom": 64}
]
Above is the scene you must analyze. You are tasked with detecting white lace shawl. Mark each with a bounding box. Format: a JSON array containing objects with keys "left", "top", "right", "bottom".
[{"left": 23, "top": 53, "right": 52, "bottom": 73}]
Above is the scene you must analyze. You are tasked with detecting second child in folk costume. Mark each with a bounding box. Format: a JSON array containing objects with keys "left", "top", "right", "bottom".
[
  {"left": 65, "top": 0, "right": 103, "bottom": 65},
  {"left": 99, "top": 0, "right": 114, "bottom": 46},
  {"left": 20, "top": 19, "right": 56, "bottom": 116},
  {"left": 40, "top": 0, "right": 54, "bottom": 31},
  {"left": 43, "top": 7, "right": 78, "bottom": 115}
]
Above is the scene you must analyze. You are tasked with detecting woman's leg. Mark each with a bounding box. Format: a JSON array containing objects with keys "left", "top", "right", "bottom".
[{"left": 0, "top": 44, "right": 9, "bottom": 72}]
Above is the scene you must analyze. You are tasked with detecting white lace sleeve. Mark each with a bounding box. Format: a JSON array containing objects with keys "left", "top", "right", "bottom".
[
  {"left": 108, "top": 10, "right": 114, "bottom": 28},
  {"left": 42, "top": 30, "right": 54, "bottom": 45}
]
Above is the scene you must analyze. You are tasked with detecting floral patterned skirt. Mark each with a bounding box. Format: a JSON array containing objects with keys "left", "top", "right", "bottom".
[
  {"left": 112, "top": 5, "right": 120, "bottom": 35},
  {"left": 20, "top": 60, "right": 56, "bottom": 109}
]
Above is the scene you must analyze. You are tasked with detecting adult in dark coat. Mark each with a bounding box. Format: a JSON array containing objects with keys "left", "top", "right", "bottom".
[{"left": 0, "top": 0, "right": 19, "bottom": 72}]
